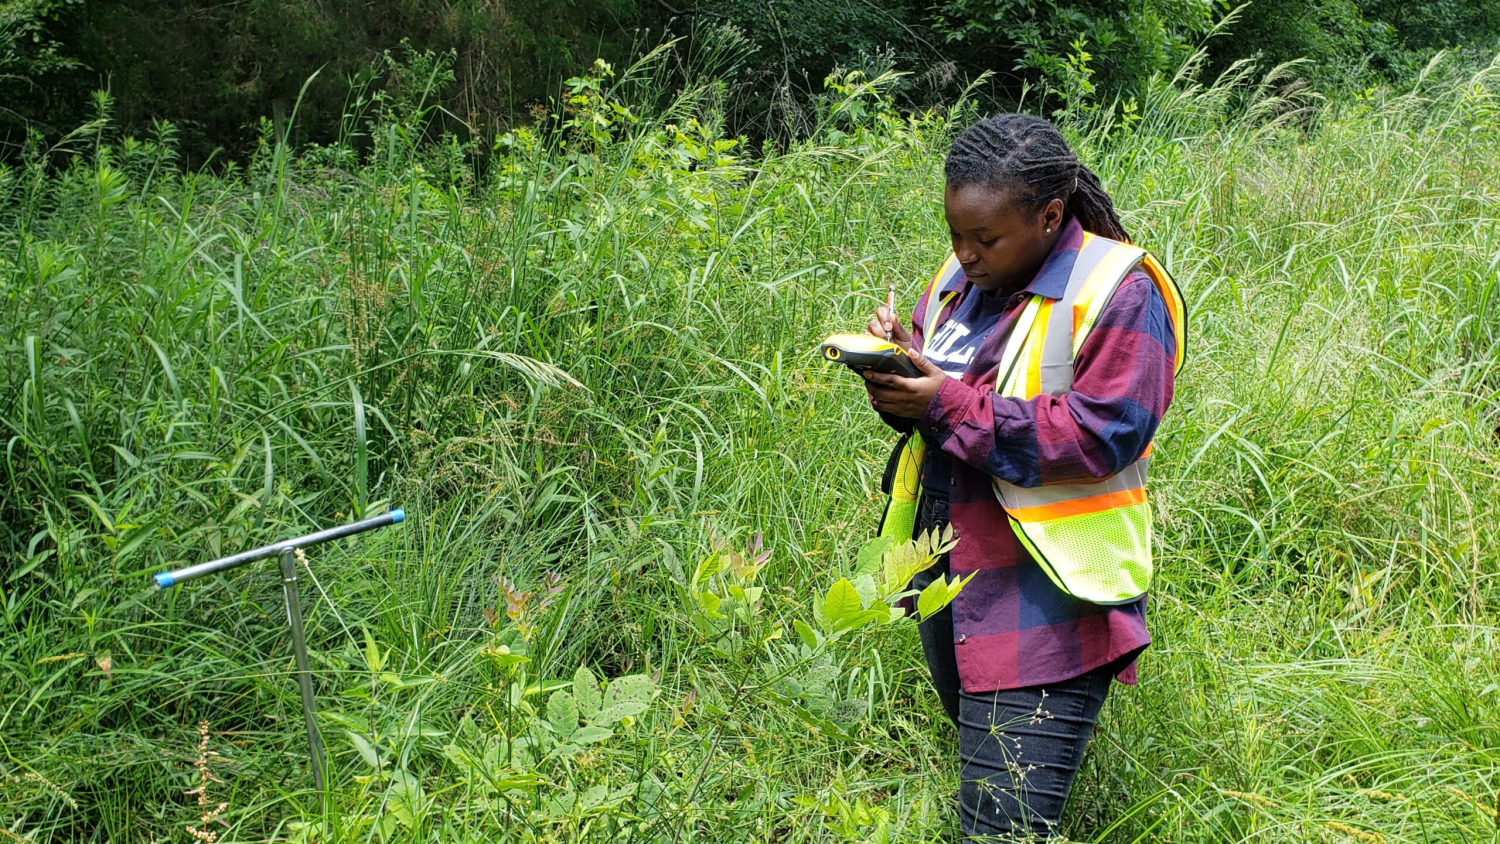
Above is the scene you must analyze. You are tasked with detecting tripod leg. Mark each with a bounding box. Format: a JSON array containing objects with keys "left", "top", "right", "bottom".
[{"left": 280, "top": 547, "right": 327, "bottom": 806}]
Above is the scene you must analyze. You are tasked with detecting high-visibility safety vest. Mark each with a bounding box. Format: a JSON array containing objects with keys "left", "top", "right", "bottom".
[{"left": 879, "top": 233, "right": 1187, "bottom": 604}]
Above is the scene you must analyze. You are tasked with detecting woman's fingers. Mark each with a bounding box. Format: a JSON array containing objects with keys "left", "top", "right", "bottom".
[
  {"left": 864, "top": 306, "right": 915, "bottom": 350},
  {"left": 890, "top": 314, "right": 913, "bottom": 344},
  {"left": 909, "top": 347, "right": 944, "bottom": 376},
  {"left": 864, "top": 360, "right": 945, "bottom": 418},
  {"left": 866, "top": 381, "right": 925, "bottom": 417},
  {"left": 864, "top": 378, "right": 915, "bottom": 403},
  {"left": 867, "top": 307, "right": 893, "bottom": 338}
]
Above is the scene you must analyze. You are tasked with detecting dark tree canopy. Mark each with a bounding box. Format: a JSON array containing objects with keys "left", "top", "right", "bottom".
[{"left": 4, "top": 0, "right": 1499, "bottom": 156}]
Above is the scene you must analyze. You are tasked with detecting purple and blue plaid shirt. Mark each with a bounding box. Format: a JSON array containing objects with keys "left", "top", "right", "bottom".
[{"left": 899, "top": 218, "right": 1178, "bottom": 692}]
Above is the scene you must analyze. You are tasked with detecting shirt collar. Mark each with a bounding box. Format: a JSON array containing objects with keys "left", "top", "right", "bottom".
[
  {"left": 937, "top": 216, "right": 1086, "bottom": 302},
  {"left": 1022, "top": 216, "right": 1085, "bottom": 300}
]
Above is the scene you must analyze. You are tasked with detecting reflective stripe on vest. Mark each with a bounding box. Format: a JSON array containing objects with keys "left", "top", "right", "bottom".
[{"left": 878, "top": 234, "right": 1186, "bottom": 604}]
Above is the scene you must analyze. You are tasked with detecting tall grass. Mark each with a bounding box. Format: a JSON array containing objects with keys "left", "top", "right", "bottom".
[{"left": 3, "top": 46, "right": 1499, "bottom": 843}]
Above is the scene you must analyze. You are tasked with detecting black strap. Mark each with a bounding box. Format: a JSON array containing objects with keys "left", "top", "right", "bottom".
[{"left": 880, "top": 430, "right": 911, "bottom": 496}]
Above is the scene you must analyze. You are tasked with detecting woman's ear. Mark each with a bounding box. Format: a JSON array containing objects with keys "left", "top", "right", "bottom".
[{"left": 1041, "top": 198, "right": 1066, "bottom": 236}]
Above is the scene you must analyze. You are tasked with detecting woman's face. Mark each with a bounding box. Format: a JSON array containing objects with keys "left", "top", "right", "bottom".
[{"left": 944, "top": 183, "right": 1064, "bottom": 295}]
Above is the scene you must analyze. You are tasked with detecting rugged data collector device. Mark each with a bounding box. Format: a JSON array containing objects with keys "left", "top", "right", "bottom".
[{"left": 820, "top": 333, "right": 923, "bottom": 378}]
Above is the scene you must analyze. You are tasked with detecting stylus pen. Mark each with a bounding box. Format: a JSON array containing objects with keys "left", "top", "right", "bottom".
[{"left": 886, "top": 283, "right": 895, "bottom": 340}]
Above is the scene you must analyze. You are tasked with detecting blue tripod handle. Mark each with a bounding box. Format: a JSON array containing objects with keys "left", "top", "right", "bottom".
[{"left": 154, "top": 509, "right": 405, "bottom": 589}]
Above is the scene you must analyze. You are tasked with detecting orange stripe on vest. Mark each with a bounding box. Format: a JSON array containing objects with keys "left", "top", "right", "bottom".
[{"left": 1006, "top": 487, "right": 1147, "bottom": 523}]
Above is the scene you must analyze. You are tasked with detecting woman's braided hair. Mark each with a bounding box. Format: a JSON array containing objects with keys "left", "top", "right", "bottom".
[{"left": 945, "top": 113, "right": 1131, "bottom": 243}]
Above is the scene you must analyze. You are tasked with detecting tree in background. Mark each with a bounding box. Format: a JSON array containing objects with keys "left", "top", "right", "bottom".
[
  {"left": 673, "top": 0, "right": 1214, "bottom": 133},
  {"left": 4, "top": 0, "right": 1500, "bottom": 159},
  {"left": 929, "top": 0, "right": 1213, "bottom": 97},
  {"left": 1, "top": 0, "right": 84, "bottom": 129},
  {"left": 1209, "top": 0, "right": 1500, "bottom": 80},
  {"left": 1, "top": 0, "right": 640, "bottom": 162}
]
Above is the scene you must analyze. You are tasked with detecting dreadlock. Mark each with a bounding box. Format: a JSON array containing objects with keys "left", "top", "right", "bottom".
[{"left": 944, "top": 114, "right": 1131, "bottom": 243}]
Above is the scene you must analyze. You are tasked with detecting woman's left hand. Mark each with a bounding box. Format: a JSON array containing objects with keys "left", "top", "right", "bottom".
[{"left": 863, "top": 349, "right": 948, "bottom": 418}]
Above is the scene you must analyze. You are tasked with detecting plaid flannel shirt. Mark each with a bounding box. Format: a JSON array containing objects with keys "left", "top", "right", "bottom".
[{"left": 898, "top": 217, "right": 1178, "bottom": 692}]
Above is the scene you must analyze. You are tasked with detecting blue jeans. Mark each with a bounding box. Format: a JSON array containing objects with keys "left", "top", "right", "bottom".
[{"left": 913, "top": 496, "right": 1112, "bottom": 841}]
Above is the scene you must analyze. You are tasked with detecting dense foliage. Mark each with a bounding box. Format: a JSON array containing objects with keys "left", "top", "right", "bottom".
[
  {"left": 0, "top": 0, "right": 640, "bottom": 159},
  {"left": 5, "top": 0, "right": 1500, "bottom": 156},
  {"left": 4, "top": 44, "right": 1500, "bottom": 842}
]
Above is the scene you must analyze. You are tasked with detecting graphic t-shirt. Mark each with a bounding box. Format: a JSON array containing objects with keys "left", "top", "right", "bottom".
[{"left": 921, "top": 287, "right": 1012, "bottom": 499}]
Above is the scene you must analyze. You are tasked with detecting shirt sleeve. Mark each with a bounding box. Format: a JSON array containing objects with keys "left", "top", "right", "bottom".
[{"left": 915, "top": 269, "right": 1177, "bottom": 487}]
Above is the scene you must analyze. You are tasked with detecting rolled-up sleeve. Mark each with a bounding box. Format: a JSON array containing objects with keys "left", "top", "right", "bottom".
[{"left": 916, "top": 270, "right": 1176, "bottom": 487}]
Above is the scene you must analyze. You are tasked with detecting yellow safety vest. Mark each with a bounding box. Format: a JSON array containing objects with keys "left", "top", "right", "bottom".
[{"left": 879, "top": 233, "right": 1187, "bottom": 604}]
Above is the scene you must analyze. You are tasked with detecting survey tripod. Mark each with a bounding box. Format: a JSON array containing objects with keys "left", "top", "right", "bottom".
[{"left": 153, "top": 509, "right": 406, "bottom": 805}]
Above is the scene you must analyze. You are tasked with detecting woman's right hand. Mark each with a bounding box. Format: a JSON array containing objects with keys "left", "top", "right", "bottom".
[{"left": 867, "top": 306, "right": 914, "bottom": 352}]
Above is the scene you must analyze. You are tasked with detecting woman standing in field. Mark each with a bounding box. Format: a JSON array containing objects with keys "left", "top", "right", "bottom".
[{"left": 862, "top": 114, "right": 1185, "bottom": 841}]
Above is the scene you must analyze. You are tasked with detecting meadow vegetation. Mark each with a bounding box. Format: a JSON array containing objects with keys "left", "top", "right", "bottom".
[{"left": 3, "top": 43, "right": 1500, "bottom": 843}]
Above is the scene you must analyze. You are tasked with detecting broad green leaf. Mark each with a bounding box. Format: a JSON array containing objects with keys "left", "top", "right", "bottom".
[
  {"left": 482, "top": 736, "right": 504, "bottom": 772},
  {"left": 345, "top": 730, "right": 382, "bottom": 769},
  {"left": 790, "top": 705, "right": 858, "bottom": 742},
  {"left": 916, "top": 526, "right": 935, "bottom": 560},
  {"left": 546, "top": 789, "right": 578, "bottom": 817},
  {"left": 692, "top": 552, "right": 726, "bottom": 588},
  {"left": 572, "top": 725, "right": 613, "bottom": 744},
  {"left": 821, "top": 578, "right": 863, "bottom": 627},
  {"left": 854, "top": 535, "right": 895, "bottom": 576},
  {"left": 835, "top": 608, "right": 887, "bottom": 633},
  {"left": 511, "top": 737, "right": 538, "bottom": 769},
  {"left": 458, "top": 713, "right": 482, "bottom": 745},
  {"left": 692, "top": 613, "right": 729, "bottom": 636},
  {"left": 573, "top": 666, "right": 602, "bottom": 716},
  {"left": 481, "top": 644, "right": 530, "bottom": 668},
  {"left": 949, "top": 571, "right": 976, "bottom": 601},
  {"left": 573, "top": 673, "right": 651, "bottom": 725},
  {"left": 579, "top": 783, "right": 611, "bottom": 811},
  {"left": 489, "top": 771, "right": 545, "bottom": 792},
  {"left": 916, "top": 576, "right": 951, "bottom": 620},
  {"left": 794, "top": 619, "right": 820, "bottom": 649},
  {"left": 70, "top": 493, "right": 114, "bottom": 534},
  {"left": 882, "top": 541, "right": 931, "bottom": 600},
  {"left": 112, "top": 517, "right": 161, "bottom": 563},
  {"left": 321, "top": 710, "right": 370, "bottom": 731},
  {"left": 917, "top": 572, "right": 974, "bottom": 619},
  {"left": 547, "top": 690, "right": 579, "bottom": 738},
  {"left": 594, "top": 700, "right": 649, "bottom": 725},
  {"left": 602, "top": 674, "right": 655, "bottom": 711},
  {"left": 851, "top": 573, "right": 878, "bottom": 606},
  {"left": 881, "top": 542, "right": 907, "bottom": 589},
  {"left": 363, "top": 628, "right": 386, "bottom": 672}
]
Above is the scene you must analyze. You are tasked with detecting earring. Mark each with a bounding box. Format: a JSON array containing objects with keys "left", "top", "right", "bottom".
[{"left": 1045, "top": 227, "right": 1052, "bottom": 234}]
